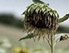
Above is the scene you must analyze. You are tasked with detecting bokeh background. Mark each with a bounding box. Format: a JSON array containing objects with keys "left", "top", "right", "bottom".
[{"left": 0, "top": 0, "right": 69, "bottom": 53}]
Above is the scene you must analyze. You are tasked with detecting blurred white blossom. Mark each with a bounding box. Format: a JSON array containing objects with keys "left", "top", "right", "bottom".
[
  {"left": 0, "top": 48, "right": 6, "bottom": 53},
  {"left": 0, "top": 37, "right": 12, "bottom": 49}
]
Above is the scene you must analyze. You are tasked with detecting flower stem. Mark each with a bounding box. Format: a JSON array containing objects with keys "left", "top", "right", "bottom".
[{"left": 50, "top": 34, "right": 54, "bottom": 53}]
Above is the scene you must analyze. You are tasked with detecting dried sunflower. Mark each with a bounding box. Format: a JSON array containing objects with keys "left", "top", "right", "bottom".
[
  {"left": 21, "top": 3, "right": 59, "bottom": 40},
  {"left": 20, "top": 0, "right": 69, "bottom": 41}
]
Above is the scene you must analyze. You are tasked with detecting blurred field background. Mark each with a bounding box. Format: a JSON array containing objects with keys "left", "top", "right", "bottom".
[
  {"left": 0, "top": 13, "right": 69, "bottom": 53},
  {"left": 0, "top": 0, "right": 69, "bottom": 53}
]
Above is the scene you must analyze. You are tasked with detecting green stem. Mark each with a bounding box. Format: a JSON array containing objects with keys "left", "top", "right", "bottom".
[{"left": 50, "top": 34, "right": 54, "bottom": 53}]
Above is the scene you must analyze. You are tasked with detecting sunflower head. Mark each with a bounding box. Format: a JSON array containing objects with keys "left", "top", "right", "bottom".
[
  {"left": 22, "top": 3, "right": 59, "bottom": 40},
  {"left": 23, "top": 3, "right": 59, "bottom": 31}
]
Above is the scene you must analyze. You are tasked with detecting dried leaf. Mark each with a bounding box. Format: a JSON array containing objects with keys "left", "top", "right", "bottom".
[{"left": 54, "top": 33, "right": 69, "bottom": 43}]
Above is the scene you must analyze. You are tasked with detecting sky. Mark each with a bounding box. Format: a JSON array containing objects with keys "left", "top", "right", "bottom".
[{"left": 0, "top": 0, "right": 69, "bottom": 26}]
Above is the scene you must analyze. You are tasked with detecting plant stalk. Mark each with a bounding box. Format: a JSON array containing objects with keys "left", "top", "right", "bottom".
[{"left": 50, "top": 34, "right": 54, "bottom": 53}]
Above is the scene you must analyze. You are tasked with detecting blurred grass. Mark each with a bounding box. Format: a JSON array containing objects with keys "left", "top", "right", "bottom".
[{"left": 0, "top": 13, "right": 69, "bottom": 53}]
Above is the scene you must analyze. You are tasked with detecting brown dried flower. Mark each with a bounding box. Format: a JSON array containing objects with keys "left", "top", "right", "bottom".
[{"left": 23, "top": 3, "right": 59, "bottom": 40}]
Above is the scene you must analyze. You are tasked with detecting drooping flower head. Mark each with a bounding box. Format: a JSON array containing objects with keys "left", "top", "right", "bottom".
[{"left": 22, "top": 3, "right": 59, "bottom": 40}]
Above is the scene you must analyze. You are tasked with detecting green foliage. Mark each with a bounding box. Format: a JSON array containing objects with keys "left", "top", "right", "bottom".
[
  {"left": 19, "top": 33, "right": 34, "bottom": 41},
  {"left": 0, "top": 13, "right": 24, "bottom": 28},
  {"left": 58, "top": 14, "right": 69, "bottom": 23},
  {"left": 0, "top": 14, "right": 15, "bottom": 24},
  {"left": 58, "top": 26, "right": 69, "bottom": 33},
  {"left": 32, "top": 0, "right": 45, "bottom": 4}
]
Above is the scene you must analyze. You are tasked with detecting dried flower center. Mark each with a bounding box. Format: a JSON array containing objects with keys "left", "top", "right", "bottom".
[{"left": 25, "top": 10, "right": 58, "bottom": 30}]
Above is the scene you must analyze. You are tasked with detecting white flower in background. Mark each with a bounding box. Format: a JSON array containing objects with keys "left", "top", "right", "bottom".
[
  {"left": 0, "top": 48, "right": 6, "bottom": 53},
  {"left": 0, "top": 37, "right": 12, "bottom": 49}
]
